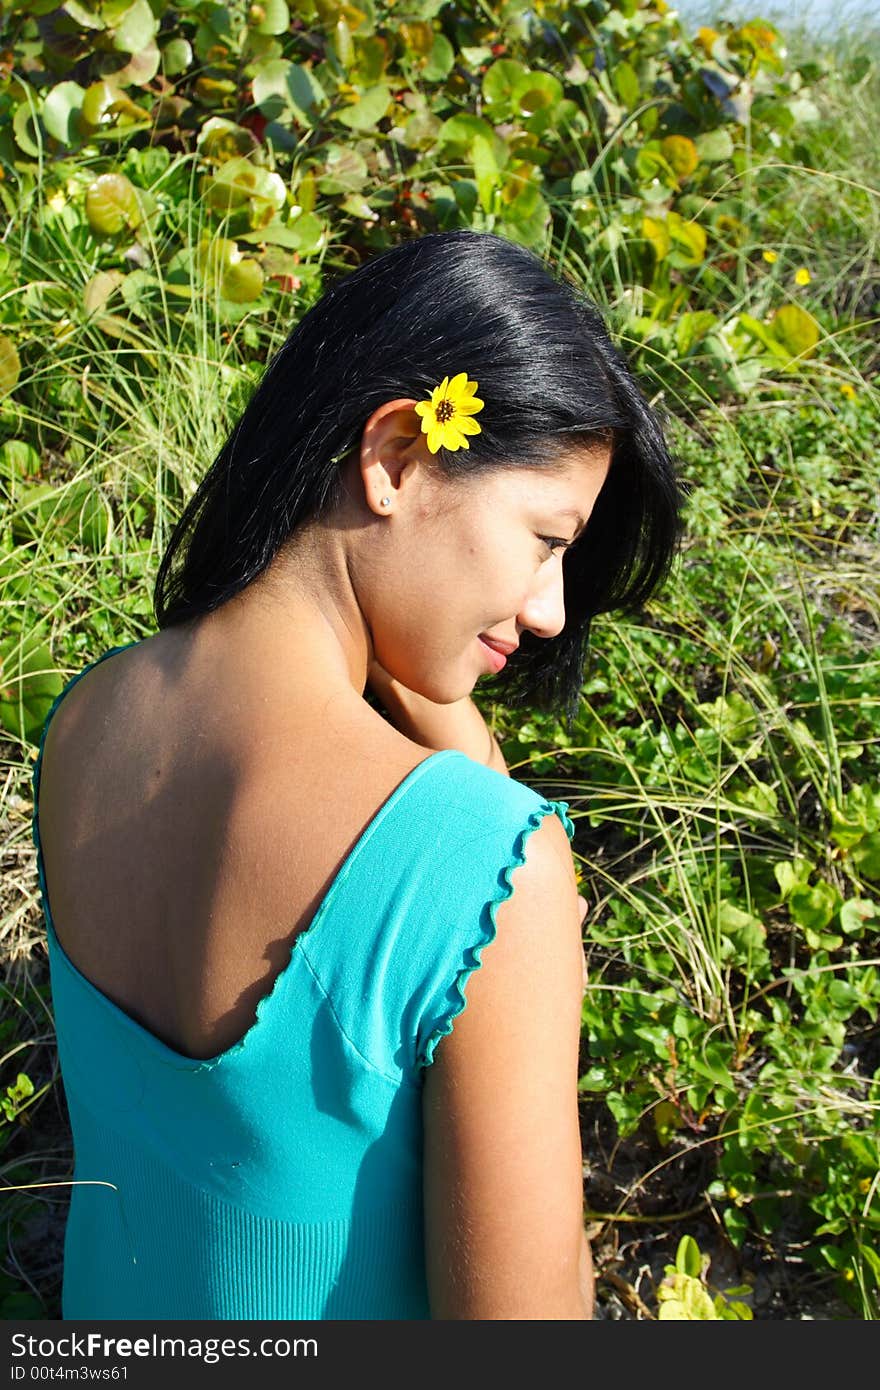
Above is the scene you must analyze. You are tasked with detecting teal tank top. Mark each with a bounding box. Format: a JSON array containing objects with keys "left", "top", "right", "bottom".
[{"left": 32, "top": 643, "right": 576, "bottom": 1320}]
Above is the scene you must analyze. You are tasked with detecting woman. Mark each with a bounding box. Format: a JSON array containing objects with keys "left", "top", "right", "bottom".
[{"left": 32, "top": 230, "right": 682, "bottom": 1320}]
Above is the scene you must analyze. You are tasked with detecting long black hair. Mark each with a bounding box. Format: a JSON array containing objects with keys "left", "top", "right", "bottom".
[{"left": 153, "top": 229, "right": 684, "bottom": 727}]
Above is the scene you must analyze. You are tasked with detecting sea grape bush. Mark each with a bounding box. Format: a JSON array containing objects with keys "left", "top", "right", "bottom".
[{"left": 0, "top": 0, "right": 857, "bottom": 399}]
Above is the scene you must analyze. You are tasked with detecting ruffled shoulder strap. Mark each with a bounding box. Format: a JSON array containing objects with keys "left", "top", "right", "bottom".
[
  {"left": 416, "top": 792, "right": 574, "bottom": 1071},
  {"left": 296, "top": 753, "right": 575, "bottom": 1086}
]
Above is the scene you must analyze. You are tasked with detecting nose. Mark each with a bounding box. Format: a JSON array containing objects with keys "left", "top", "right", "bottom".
[{"left": 517, "top": 555, "right": 567, "bottom": 641}]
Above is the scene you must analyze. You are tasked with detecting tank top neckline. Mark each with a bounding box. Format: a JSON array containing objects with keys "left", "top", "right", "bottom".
[{"left": 32, "top": 640, "right": 467, "bottom": 1072}]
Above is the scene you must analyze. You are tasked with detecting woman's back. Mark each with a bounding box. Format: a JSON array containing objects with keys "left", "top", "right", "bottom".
[{"left": 36, "top": 624, "right": 437, "bottom": 1062}]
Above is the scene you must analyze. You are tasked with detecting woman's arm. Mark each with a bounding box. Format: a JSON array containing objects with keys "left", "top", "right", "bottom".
[
  {"left": 366, "top": 660, "right": 509, "bottom": 775},
  {"left": 421, "top": 810, "right": 593, "bottom": 1319}
]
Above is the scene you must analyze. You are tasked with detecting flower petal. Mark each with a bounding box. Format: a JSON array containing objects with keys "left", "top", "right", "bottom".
[
  {"left": 414, "top": 401, "right": 431, "bottom": 419},
  {"left": 443, "top": 424, "right": 470, "bottom": 450},
  {"left": 455, "top": 396, "right": 484, "bottom": 415},
  {"left": 447, "top": 372, "right": 468, "bottom": 398},
  {"left": 426, "top": 425, "right": 443, "bottom": 453},
  {"left": 456, "top": 414, "right": 482, "bottom": 435},
  {"left": 462, "top": 378, "right": 479, "bottom": 397}
]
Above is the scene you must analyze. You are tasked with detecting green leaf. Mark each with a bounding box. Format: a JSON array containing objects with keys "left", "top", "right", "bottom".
[
  {"left": 401, "top": 109, "right": 442, "bottom": 150},
  {"left": 13, "top": 101, "right": 43, "bottom": 159},
  {"left": 201, "top": 158, "right": 286, "bottom": 224},
  {"left": 0, "top": 440, "right": 39, "bottom": 480},
  {"left": 198, "top": 118, "right": 259, "bottom": 164},
  {"left": 853, "top": 833, "right": 880, "bottom": 881},
  {"left": 691, "top": 1041, "right": 735, "bottom": 1089},
  {"left": 695, "top": 127, "right": 734, "bottom": 162},
  {"left": 249, "top": 0, "right": 290, "bottom": 35},
  {"left": 787, "top": 96, "right": 820, "bottom": 123},
  {"left": 0, "top": 336, "right": 21, "bottom": 397},
  {"left": 114, "top": 41, "right": 161, "bottom": 87},
  {"left": 482, "top": 58, "right": 529, "bottom": 117},
  {"left": 111, "top": 0, "right": 158, "bottom": 54},
  {"left": 161, "top": 37, "right": 192, "bottom": 76},
  {"left": 253, "top": 60, "right": 327, "bottom": 124},
  {"left": 513, "top": 70, "right": 563, "bottom": 117},
  {"left": 315, "top": 143, "right": 368, "bottom": 193},
  {"left": 7, "top": 1072, "right": 34, "bottom": 1101},
  {"left": 42, "top": 81, "right": 86, "bottom": 145},
  {"left": 789, "top": 880, "right": 842, "bottom": 933},
  {"left": 770, "top": 304, "right": 820, "bottom": 358},
  {"left": 773, "top": 858, "right": 811, "bottom": 899},
  {"left": 460, "top": 45, "right": 493, "bottom": 69},
  {"left": 676, "top": 311, "right": 719, "bottom": 355},
  {"left": 340, "top": 193, "right": 378, "bottom": 221},
  {"left": 85, "top": 173, "right": 141, "bottom": 235},
  {"left": 675, "top": 1235, "right": 703, "bottom": 1279},
  {"left": 722, "top": 1206, "right": 749, "bottom": 1245},
  {"left": 661, "top": 134, "right": 698, "bottom": 177},
  {"left": 238, "top": 223, "right": 301, "bottom": 248},
  {"left": 221, "top": 258, "right": 265, "bottom": 303},
  {"left": 82, "top": 80, "right": 115, "bottom": 128},
  {"left": 472, "top": 133, "right": 498, "bottom": 215},
  {"left": 737, "top": 312, "right": 792, "bottom": 361},
  {"left": 642, "top": 215, "right": 670, "bottom": 260},
  {"left": 64, "top": 0, "right": 106, "bottom": 28},
  {"left": 839, "top": 898, "right": 876, "bottom": 936},
  {"left": 658, "top": 1272, "right": 719, "bottom": 1319},
  {"left": 335, "top": 83, "right": 391, "bottom": 131},
  {"left": 438, "top": 112, "right": 498, "bottom": 153},
  {"left": 423, "top": 34, "right": 455, "bottom": 82},
  {"left": 282, "top": 212, "right": 326, "bottom": 254},
  {"left": 729, "top": 781, "right": 778, "bottom": 816},
  {"left": 612, "top": 60, "right": 639, "bottom": 108},
  {"left": 667, "top": 211, "right": 707, "bottom": 266},
  {"left": 83, "top": 269, "right": 125, "bottom": 317},
  {"left": 0, "top": 637, "right": 63, "bottom": 745}
]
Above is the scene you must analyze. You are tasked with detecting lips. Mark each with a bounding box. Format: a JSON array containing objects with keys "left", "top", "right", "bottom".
[
  {"left": 478, "top": 635, "right": 519, "bottom": 656},
  {"left": 478, "top": 634, "right": 517, "bottom": 673}
]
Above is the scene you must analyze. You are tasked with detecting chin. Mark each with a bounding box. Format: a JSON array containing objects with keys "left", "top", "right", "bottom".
[
  {"left": 410, "top": 669, "right": 471, "bottom": 705},
  {"left": 423, "top": 680, "right": 465, "bottom": 706}
]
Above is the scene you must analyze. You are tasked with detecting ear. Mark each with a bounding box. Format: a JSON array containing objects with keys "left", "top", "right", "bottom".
[{"left": 358, "top": 398, "right": 429, "bottom": 516}]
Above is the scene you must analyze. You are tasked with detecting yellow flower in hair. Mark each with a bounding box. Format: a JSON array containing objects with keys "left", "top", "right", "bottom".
[{"left": 414, "top": 372, "right": 484, "bottom": 453}]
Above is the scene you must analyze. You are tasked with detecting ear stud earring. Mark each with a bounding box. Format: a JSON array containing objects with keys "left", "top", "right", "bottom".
[{"left": 380, "top": 497, "right": 391, "bottom": 507}]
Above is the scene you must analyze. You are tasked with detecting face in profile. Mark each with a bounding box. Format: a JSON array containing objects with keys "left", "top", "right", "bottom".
[{"left": 358, "top": 443, "right": 612, "bottom": 705}]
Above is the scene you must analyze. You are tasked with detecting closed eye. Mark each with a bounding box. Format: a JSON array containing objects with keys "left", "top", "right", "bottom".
[{"left": 538, "top": 535, "right": 573, "bottom": 556}]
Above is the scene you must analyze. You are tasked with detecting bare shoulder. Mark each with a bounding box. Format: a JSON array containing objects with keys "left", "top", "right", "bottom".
[{"left": 421, "top": 804, "right": 589, "bottom": 1320}]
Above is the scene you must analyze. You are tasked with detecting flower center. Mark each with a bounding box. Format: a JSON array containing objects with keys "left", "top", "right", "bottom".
[{"left": 435, "top": 398, "right": 455, "bottom": 423}]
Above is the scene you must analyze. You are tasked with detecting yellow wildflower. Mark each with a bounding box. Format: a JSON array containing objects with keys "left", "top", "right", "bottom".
[
  {"left": 794, "top": 267, "right": 811, "bottom": 286},
  {"left": 415, "top": 372, "right": 484, "bottom": 453},
  {"left": 762, "top": 249, "right": 778, "bottom": 263},
  {"left": 839, "top": 383, "right": 856, "bottom": 400}
]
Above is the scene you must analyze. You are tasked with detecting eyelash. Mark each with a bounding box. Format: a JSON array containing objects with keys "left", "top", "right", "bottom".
[{"left": 538, "top": 535, "right": 572, "bottom": 556}]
